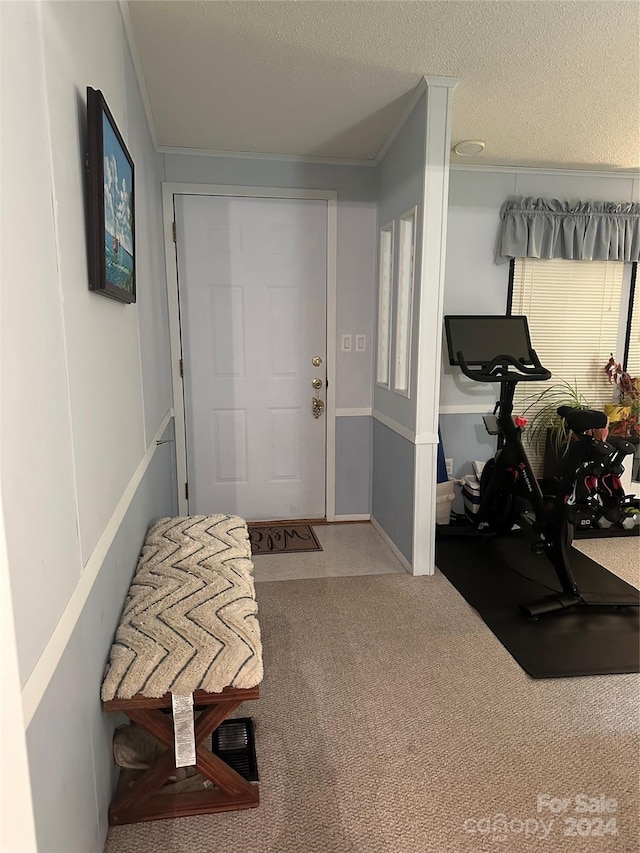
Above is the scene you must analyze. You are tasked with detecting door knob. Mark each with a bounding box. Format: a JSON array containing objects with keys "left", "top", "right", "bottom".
[
  {"left": 312, "top": 356, "right": 322, "bottom": 367},
  {"left": 312, "top": 378, "right": 323, "bottom": 389}
]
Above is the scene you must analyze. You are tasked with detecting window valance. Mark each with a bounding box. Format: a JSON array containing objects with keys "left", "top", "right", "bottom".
[{"left": 497, "top": 197, "right": 640, "bottom": 263}]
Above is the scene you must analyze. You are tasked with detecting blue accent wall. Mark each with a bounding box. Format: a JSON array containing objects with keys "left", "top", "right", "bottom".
[
  {"left": 26, "top": 434, "right": 177, "bottom": 853},
  {"left": 335, "top": 416, "right": 372, "bottom": 515},
  {"left": 371, "top": 419, "right": 414, "bottom": 562}
]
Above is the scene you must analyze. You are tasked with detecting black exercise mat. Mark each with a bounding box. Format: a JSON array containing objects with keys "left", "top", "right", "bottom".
[{"left": 435, "top": 530, "right": 639, "bottom": 678}]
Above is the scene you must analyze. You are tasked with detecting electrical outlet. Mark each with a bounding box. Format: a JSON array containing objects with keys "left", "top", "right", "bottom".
[
  {"left": 355, "top": 334, "right": 366, "bottom": 352},
  {"left": 445, "top": 458, "right": 453, "bottom": 476},
  {"left": 341, "top": 334, "right": 352, "bottom": 352}
]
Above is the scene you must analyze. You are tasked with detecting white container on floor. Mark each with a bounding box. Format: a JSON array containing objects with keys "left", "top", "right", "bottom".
[
  {"left": 436, "top": 479, "right": 456, "bottom": 524},
  {"left": 462, "top": 475, "right": 481, "bottom": 521}
]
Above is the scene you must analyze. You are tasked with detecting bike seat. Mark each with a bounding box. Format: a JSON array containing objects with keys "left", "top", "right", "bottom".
[{"left": 557, "top": 406, "right": 607, "bottom": 434}]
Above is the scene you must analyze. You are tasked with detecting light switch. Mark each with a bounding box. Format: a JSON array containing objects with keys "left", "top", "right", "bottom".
[
  {"left": 355, "top": 334, "right": 366, "bottom": 352},
  {"left": 341, "top": 334, "right": 352, "bottom": 352}
]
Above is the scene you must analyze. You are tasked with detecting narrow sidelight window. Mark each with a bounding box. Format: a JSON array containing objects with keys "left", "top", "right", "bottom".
[
  {"left": 394, "top": 208, "right": 416, "bottom": 395},
  {"left": 376, "top": 222, "right": 394, "bottom": 387}
]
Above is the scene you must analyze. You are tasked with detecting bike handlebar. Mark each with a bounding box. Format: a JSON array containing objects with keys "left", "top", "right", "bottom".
[{"left": 456, "top": 349, "right": 552, "bottom": 384}]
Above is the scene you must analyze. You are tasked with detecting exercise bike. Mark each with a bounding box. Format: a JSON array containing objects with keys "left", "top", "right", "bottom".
[{"left": 444, "top": 314, "right": 639, "bottom": 618}]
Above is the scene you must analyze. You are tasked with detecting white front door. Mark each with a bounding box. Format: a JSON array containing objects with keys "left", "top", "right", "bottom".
[{"left": 175, "top": 194, "right": 327, "bottom": 520}]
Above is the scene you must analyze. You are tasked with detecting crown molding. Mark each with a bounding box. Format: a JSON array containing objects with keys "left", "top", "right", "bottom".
[
  {"left": 423, "top": 76, "right": 460, "bottom": 89},
  {"left": 372, "top": 78, "right": 427, "bottom": 166},
  {"left": 450, "top": 163, "right": 640, "bottom": 180},
  {"left": 157, "top": 149, "right": 637, "bottom": 181},
  {"left": 158, "top": 145, "right": 376, "bottom": 168},
  {"left": 373, "top": 76, "right": 459, "bottom": 167},
  {"left": 119, "top": 0, "right": 159, "bottom": 150},
  {"left": 158, "top": 77, "right": 460, "bottom": 168}
]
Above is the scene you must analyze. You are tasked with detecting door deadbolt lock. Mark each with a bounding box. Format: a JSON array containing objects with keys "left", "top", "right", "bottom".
[
  {"left": 312, "top": 378, "right": 323, "bottom": 389},
  {"left": 312, "top": 356, "right": 323, "bottom": 367}
]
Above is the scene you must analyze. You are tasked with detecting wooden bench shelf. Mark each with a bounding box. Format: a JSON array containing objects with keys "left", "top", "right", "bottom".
[{"left": 104, "top": 686, "right": 260, "bottom": 825}]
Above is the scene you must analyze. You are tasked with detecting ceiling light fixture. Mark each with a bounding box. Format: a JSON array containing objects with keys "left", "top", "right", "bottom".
[{"left": 453, "top": 140, "right": 486, "bottom": 156}]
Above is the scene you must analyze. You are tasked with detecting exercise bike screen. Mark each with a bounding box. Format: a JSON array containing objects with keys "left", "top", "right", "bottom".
[{"left": 445, "top": 315, "right": 534, "bottom": 366}]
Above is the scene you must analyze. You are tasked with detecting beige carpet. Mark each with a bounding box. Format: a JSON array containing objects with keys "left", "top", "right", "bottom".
[{"left": 105, "top": 537, "right": 639, "bottom": 853}]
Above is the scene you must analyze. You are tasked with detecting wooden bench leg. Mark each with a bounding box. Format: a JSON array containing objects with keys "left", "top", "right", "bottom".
[{"left": 109, "top": 700, "right": 259, "bottom": 825}]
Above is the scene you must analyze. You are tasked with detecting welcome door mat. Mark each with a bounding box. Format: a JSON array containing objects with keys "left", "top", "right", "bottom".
[
  {"left": 248, "top": 523, "right": 322, "bottom": 555},
  {"left": 435, "top": 532, "right": 639, "bottom": 678}
]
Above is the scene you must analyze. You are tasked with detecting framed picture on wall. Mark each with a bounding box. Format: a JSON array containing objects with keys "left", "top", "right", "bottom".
[{"left": 85, "top": 86, "right": 136, "bottom": 303}]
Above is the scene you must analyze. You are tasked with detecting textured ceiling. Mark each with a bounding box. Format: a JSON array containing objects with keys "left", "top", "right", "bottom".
[{"left": 128, "top": 0, "right": 640, "bottom": 170}]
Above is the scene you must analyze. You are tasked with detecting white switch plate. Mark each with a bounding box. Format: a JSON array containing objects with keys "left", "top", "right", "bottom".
[
  {"left": 341, "top": 334, "right": 352, "bottom": 352},
  {"left": 355, "top": 334, "right": 366, "bottom": 352}
]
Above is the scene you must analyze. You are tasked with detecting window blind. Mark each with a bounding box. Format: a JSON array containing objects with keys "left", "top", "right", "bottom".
[{"left": 512, "top": 258, "right": 624, "bottom": 474}]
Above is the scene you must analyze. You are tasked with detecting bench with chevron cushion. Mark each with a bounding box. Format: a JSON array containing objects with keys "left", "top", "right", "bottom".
[{"left": 101, "top": 515, "right": 263, "bottom": 825}]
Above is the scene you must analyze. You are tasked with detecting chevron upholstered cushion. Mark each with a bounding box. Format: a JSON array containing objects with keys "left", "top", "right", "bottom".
[{"left": 101, "top": 515, "right": 263, "bottom": 700}]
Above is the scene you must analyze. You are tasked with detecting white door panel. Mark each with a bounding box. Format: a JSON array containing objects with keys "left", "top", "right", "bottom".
[{"left": 176, "top": 195, "right": 327, "bottom": 520}]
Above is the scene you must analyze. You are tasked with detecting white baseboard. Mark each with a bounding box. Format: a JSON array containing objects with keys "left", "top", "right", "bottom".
[
  {"left": 370, "top": 516, "right": 412, "bottom": 574},
  {"left": 333, "top": 514, "right": 371, "bottom": 522}
]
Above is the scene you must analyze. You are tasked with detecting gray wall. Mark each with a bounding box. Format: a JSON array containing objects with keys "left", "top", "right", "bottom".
[
  {"left": 373, "top": 93, "right": 427, "bottom": 430},
  {"left": 438, "top": 414, "right": 496, "bottom": 512},
  {"left": 371, "top": 420, "right": 414, "bottom": 561},
  {"left": 335, "top": 416, "right": 371, "bottom": 515},
  {"left": 439, "top": 166, "right": 639, "bottom": 475},
  {"left": 163, "top": 152, "right": 378, "bottom": 514},
  {"left": 1, "top": 3, "right": 175, "bottom": 851},
  {"left": 370, "top": 93, "right": 428, "bottom": 560},
  {"left": 26, "top": 437, "right": 176, "bottom": 853}
]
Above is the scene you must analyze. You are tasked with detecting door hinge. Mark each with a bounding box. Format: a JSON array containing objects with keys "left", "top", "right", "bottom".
[
  {"left": 185, "top": 482, "right": 189, "bottom": 500},
  {"left": 172, "top": 222, "right": 177, "bottom": 243},
  {"left": 179, "top": 358, "right": 184, "bottom": 378}
]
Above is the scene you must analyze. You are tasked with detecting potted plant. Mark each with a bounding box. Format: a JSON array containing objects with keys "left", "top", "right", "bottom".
[
  {"left": 519, "top": 378, "right": 591, "bottom": 476},
  {"left": 603, "top": 355, "right": 639, "bottom": 441}
]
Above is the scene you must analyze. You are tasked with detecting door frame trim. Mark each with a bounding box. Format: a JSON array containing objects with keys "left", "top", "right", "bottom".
[{"left": 161, "top": 183, "right": 338, "bottom": 519}]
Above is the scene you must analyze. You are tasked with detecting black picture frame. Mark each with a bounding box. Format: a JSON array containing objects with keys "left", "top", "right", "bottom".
[{"left": 86, "top": 87, "right": 136, "bottom": 303}]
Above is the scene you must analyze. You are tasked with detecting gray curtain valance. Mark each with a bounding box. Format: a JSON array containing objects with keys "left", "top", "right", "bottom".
[{"left": 497, "top": 198, "right": 640, "bottom": 263}]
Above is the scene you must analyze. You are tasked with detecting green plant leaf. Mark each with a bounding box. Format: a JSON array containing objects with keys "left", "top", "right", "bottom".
[{"left": 518, "top": 378, "right": 589, "bottom": 457}]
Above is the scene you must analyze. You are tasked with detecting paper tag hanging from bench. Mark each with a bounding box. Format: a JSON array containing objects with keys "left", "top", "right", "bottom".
[{"left": 171, "top": 693, "right": 196, "bottom": 767}]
